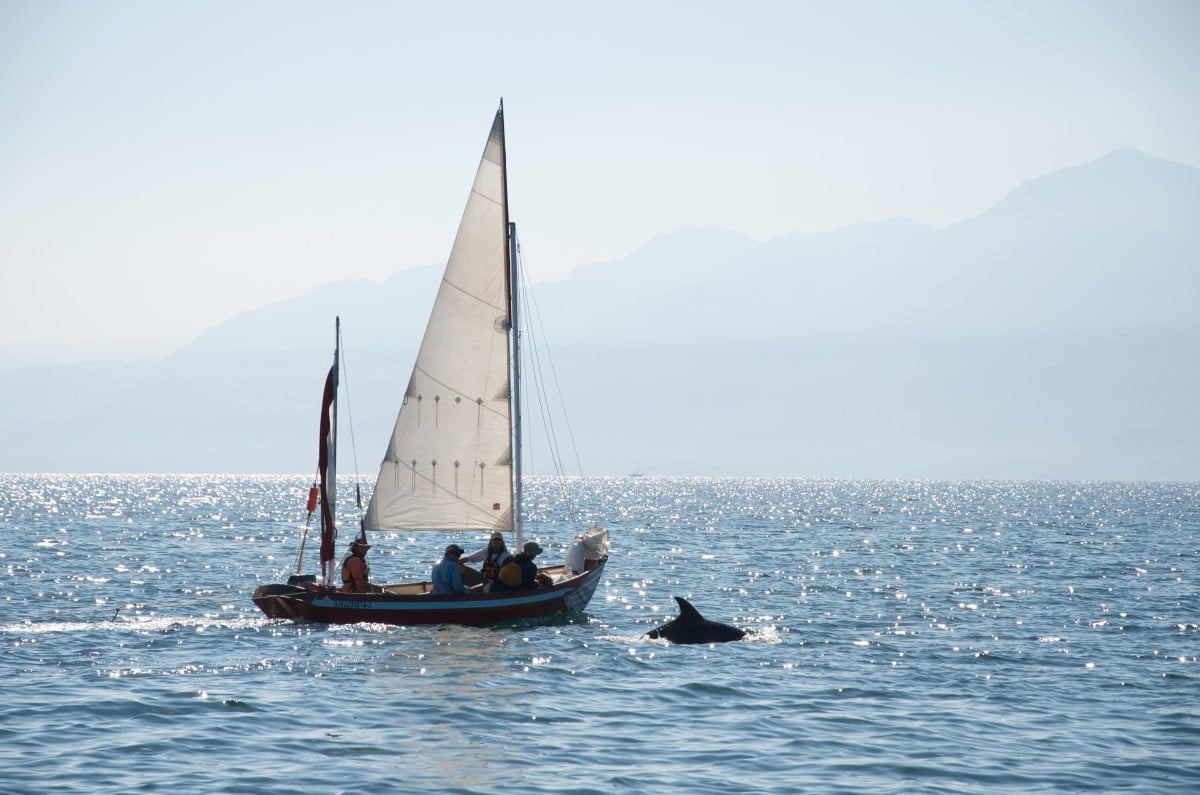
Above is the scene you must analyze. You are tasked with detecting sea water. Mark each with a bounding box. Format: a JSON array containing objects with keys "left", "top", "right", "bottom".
[{"left": 1, "top": 475, "right": 1196, "bottom": 794}]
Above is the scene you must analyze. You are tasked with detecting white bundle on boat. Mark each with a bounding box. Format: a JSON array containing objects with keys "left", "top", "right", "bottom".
[{"left": 563, "top": 526, "right": 609, "bottom": 576}]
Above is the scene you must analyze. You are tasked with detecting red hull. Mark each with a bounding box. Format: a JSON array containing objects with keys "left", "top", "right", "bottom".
[{"left": 252, "top": 558, "right": 606, "bottom": 626}]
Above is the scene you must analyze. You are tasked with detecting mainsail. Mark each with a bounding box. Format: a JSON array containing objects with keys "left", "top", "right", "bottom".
[{"left": 364, "top": 108, "right": 513, "bottom": 532}]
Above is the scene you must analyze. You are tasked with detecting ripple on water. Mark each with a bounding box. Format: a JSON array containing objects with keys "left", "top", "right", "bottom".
[{"left": 1, "top": 476, "right": 1198, "bottom": 793}]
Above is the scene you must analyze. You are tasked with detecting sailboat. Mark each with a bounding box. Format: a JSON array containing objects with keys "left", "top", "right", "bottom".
[{"left": 252, "top": 103, "right": 609, "bottom": 626}]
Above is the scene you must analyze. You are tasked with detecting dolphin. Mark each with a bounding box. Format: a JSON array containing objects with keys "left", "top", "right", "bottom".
[{"left": 646, "top": 596, "right": 746, "bottom": 644}]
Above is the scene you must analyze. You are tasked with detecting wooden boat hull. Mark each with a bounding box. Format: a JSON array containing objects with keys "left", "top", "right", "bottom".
[{"left": 252, "top": 558, "right": 607, "bottom": 626}]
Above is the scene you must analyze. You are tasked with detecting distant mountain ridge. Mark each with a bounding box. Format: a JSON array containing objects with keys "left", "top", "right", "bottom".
[{"left": 3, "top": 149, "right": 1198, "bottom": 479}]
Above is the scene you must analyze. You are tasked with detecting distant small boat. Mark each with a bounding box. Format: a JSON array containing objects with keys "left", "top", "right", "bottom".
[{"left": 253, "top": 103, "right": 608, "bottom": 626}]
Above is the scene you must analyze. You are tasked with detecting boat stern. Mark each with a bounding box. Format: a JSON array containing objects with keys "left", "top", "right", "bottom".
[{"left": 252, "top": 583, "right": 315, "bottom": 621}]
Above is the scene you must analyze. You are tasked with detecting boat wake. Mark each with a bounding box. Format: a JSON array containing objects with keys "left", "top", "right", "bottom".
[{"left": 0, "top": 615, "right": 266, "bottom": 635}]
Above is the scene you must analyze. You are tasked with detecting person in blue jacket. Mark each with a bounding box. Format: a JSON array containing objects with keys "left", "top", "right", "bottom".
[{"left": 430, "top": 544, "right": 469, "bottom": 595}]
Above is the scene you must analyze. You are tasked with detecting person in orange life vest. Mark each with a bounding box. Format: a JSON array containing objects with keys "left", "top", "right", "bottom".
[
  {"left": 460, "top": 531, "right": 513, "bottom": 584},
  {"left": 341, "top": 538, "right": 373, "bottom": 592}
]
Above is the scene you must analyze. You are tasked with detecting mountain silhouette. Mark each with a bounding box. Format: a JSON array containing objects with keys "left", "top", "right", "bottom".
[{"left": 3, "top": 149, "right": 1197, "bottom": 479}]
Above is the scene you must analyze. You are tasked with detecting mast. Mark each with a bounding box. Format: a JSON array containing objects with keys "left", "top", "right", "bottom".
[
  {"left": 509, "top": 221, "right": 523, "bottom": 550},
  {"left": 498, "top": 100, "right": 523, "bottom": 549},
  {"left": 332, "top": 315, "right": 340, "bottom": 545}
]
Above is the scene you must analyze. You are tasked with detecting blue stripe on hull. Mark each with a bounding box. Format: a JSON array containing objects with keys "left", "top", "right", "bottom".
[
  {"left": 253, "top": 558, "right": 607, "bottom": 627},
  {"left": 311, "top": 589, "right": 565, "bottom": 611}
]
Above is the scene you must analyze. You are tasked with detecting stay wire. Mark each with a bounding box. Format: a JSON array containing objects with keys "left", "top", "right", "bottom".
[
  {"left": 526, "top": 322, "right": 564, "bottom": 475},
  {"left": 516, "top": 243, "right": 585, "bottom": 478},
  {"left": 515, "top": 246, "right": 562, "bottom": 475},
  {"left": 517, "top": 271, "right": 562, "bottom": 475},
  {"left": 336, "top": 321, "right": 367, "bottom": 527}
]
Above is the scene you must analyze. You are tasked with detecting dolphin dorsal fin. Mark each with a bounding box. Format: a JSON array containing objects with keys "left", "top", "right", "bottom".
[{"left": 673, "top": 596, "right": 703, "bottom": 621}]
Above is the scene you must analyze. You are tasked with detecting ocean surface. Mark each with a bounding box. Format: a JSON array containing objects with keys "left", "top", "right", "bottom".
[{"left": 1, "top": 475, "right": 1197, "bottom": 794}]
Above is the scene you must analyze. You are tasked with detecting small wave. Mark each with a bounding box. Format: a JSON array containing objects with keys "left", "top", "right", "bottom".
[
  {"left": 0, "top": 615, "right": 265, "bottom": 635},
  {"left": 743, "top": 626, "right": 782, "bottom": 643}
]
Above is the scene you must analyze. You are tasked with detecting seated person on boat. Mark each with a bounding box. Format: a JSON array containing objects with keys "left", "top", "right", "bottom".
[
  {"left": 459, "top": 531, "right": 513, "bottom": 587},
  {"left": 491, "top": 541, "right": 548, "bottom": 591},
  {"left": 341, "top": 538, "right": 378, "bottom": 593},
  {"left": 431, "top": 544, "right": 469, "bottom": 595}
]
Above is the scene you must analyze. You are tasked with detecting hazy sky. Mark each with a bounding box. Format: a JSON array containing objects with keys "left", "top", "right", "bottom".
[{"left": 3, "top": 1, "right": 1198, "bottom": 362}]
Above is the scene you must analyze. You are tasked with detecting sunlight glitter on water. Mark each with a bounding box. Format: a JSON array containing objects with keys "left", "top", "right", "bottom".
[{"left": 1, "top": 475, "right": 1199, "bottom": 794}]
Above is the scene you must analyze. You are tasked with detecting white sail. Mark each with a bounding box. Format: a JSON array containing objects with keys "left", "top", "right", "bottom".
[{"left": 364, "top": 109, "right": 513, "bottom": 532}]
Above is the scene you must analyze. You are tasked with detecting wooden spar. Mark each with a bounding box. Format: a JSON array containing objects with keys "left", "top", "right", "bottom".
[{"left": 295, "top": 484, "right": 319, "bottom": 574}]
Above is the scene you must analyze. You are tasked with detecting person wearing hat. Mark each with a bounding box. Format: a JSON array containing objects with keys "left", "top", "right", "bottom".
[
  {"left": 340, "top": 537, "right": 373, "bottom": 593},
  {"left": 460, "top": 531, "right": 513, "bottom": 586},
  {"left": 492, "top": 540, "right": 544, "bottom": 592},
  {"left": 430, "top": 544, "right": 469, "bottom": 595}
]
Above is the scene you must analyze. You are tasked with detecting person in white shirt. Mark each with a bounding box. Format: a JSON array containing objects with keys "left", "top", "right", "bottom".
[{"left": 460, "top": 531, "right": 514, "bottom": 586}]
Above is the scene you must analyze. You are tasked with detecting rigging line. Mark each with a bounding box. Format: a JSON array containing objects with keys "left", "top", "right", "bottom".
[
  {"left": 518, "top": 251, "right": 585, "bottom": 478},
  {"left": 516, "top": 252, "right": 566, "bottom": 476},
  {"left": 527, "top": 265, "right": 570, "bottom": 477},
  {"left": 336, "top": 322, "right": 367, "bottom": 524},
  {"left": 517, "top": 347, "right": 551, "bottom": 477},
  {"left": 516, "top": 286, "right": 557, "bottom": 474},
  {"left": 525, "top": 324, "right": 564, "bottom": 476},
  {"left": 534, "top": 334, "right": 566, "bottom": 476},
  {"left": 534, "top": 316, "right": 584, "bottom": 478},
  {"left": 516, "top": 256, "right": 565, "bottom": 475}
]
